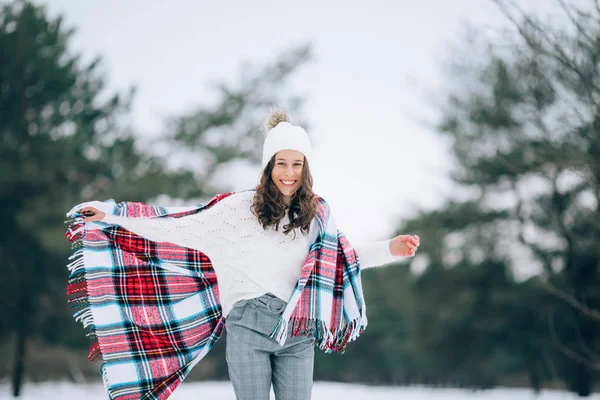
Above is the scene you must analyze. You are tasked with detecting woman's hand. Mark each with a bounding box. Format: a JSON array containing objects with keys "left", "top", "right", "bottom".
[
  {"left": 389, "top": 234, "right": 420, "bottom": 257},
  {"left": 79, "top": 207, "right": 106, "bottom": 223}
]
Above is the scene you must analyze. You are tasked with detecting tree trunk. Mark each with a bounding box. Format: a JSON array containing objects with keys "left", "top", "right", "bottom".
[
  {"left": 524, "top": 355, "right": 541, "bottom": 393},
  {"left": 572, "top": 361, "right": 592, "bottom": 397},
  {"left": 11, "top": 292, "right": 30, "bottom": 398}
]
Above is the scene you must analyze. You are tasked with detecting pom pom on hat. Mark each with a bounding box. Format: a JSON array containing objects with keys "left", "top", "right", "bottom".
[
  {"left": 265, "top": 108, "right": 291, "bottom": 131},
  {"left": 261, "top": 108, "right": 313, "bottom": 169}
]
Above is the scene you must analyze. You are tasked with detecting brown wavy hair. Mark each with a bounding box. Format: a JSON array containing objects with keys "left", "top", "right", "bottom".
[{"left": 251, "top": 155, "right": 316, "bottom": 237}]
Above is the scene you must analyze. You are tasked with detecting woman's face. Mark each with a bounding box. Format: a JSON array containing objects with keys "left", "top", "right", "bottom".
[{"left": 271, "top": 150, "right": 304, "bottom": 201}]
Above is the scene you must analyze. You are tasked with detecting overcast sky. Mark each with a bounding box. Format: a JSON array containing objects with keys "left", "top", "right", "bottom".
[{"left": 42, "top": 0, "right": 546, "bottom": 245}]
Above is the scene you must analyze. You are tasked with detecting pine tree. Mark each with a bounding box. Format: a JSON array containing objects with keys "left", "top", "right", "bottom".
[{"left": 392, "top": 0, "right": 600, "bottom": 394}]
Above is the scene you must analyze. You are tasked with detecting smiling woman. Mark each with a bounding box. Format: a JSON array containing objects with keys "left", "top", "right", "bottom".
[{"left": 68, "top": 107, "right": 420, "bottom": 400}]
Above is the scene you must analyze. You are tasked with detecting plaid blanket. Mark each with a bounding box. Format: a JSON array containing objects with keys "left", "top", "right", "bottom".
[{"left": 65, "top": 191, "right": 367, "bottom": 400}]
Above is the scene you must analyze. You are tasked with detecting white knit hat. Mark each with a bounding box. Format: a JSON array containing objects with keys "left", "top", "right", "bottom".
[{"left": 261, "top": 109, "right": 313, "bottom": 169}]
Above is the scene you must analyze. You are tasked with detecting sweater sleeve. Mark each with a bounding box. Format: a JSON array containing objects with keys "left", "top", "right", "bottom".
[
  {"left": 354, "top": 239, "right": 401, "bottom": 269},
  {"left": 100, "top": 196, "right": 236, "bottom": 252}
]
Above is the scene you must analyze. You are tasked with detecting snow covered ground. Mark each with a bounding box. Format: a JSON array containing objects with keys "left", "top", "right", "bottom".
[{"left": 1, "top": 381, "right": 598, "bottom": 400}]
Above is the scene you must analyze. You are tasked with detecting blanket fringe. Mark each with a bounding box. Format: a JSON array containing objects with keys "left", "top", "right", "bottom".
[
  {"left": 68, "top": 249, "right": 83, "bottom": 260},
  {"left": 89, "top": 342, "right": 101, "bottom": 361},
  {"left": 67, "top": 257, "right": 85, "bottom": 272},
  {"left": 272, "top": 317, "right": 289, "bottom": 345},
  {"left": 74, "top": 308, "right": 94, "bottom": 327},
  {"left": 271, "top": 315, "right": 364, "bottom": 354},
  {"left": 64, "top": 218, "right": 101, "bottom": 363},
  {"left": 317, "top": 320, "right": 335, "bottom": 352}
]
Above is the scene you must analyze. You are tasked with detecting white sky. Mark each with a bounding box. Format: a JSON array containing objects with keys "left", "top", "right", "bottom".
[{"left": 42, "top": 0, "right": 545, "bottom": 243}]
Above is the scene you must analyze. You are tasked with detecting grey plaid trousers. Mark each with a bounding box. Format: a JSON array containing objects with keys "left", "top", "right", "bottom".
[{"left": 225, "top": 293, "right": 316, "bottom": 400}]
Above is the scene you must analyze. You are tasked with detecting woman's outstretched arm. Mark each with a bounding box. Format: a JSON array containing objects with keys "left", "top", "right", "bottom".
[
  {"left": 355, "top": 235, "right": 420, "bottom": 270},
  {"left": 78, "top": 195, "right": 239, "bottom": 252}
]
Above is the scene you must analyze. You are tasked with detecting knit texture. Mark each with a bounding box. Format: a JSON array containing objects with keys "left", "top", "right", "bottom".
[{"left": 101, "top": 190, "right": 395, "bottom": 317}]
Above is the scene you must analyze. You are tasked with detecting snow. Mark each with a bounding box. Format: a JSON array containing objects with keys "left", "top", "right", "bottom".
[{"left": 1, "top": 381, "right": 597, "bottom": 400}]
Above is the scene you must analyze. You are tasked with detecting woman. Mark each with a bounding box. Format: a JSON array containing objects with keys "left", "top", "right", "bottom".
[{"left": 72, "top": 109, "right": 419, "bottom": 400}]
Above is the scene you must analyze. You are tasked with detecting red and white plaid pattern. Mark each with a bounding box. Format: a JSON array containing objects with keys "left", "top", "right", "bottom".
[{"left": 65, "top": 191, "right": 367, "bottom": 400}]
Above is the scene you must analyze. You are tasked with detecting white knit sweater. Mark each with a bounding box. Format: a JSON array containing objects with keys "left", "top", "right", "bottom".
[{"left": 102, "top": 191, "right": 399, "bottom": 316}]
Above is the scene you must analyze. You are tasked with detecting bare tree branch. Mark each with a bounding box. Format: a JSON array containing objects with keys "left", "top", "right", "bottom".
[
  {"left": 540, "top": 281, "right": 600, "bottom": 321},
  {"left": 556, "top": 0, "right": 596, "bottom": 48},
  {"left": 542, "top": 349, "right": 561, "bottom": 384},
  {"left": 512, "top": 180, "right": 556, "bottom": 274},
  {"left": 548, "top": 309, "right": 600, "bottom": 370},
  {"left": 493, "top": 0, "right": 600, "bottom": 107}
]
